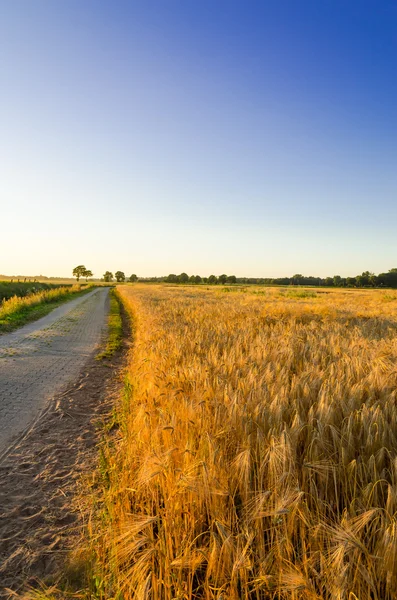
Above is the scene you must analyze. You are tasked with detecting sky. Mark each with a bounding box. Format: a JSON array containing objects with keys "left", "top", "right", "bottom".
[{"left": 1, "top": 0, "right": 396, "bottom": 278}]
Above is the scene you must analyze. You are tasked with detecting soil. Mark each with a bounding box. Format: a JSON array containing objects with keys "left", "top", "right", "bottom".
[{"left": 0, "top": 310, "right": 129, "bottom": 598}]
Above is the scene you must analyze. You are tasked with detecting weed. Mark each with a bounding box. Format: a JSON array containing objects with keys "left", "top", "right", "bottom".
[{"left": 96, "top": 289, "right": 123, "bottom": 360}]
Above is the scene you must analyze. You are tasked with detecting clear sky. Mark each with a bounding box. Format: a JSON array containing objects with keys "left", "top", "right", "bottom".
[{"left": 1, "top": 0, "right": 396, "bottom": 278}]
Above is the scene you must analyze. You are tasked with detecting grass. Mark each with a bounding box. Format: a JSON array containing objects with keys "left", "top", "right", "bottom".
[
  {"left": 0, "top": 281, "right": 70, "bottom": 302},
  {"left": 280, "top": 288, "right": 318, "bottom": 299},
  {"left": 72, "top": 285, "right": 397, "bottom": 598},
  {"left": 96, "top": 289, "right": 124, "bottom": 360},
  {"left": 0, "top": 284, "right": 93, "bottom": 333}
]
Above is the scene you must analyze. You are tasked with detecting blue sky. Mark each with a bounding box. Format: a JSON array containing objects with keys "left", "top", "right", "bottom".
[{"left": 1, "top": 0, "right": 396, "bottom": 278}]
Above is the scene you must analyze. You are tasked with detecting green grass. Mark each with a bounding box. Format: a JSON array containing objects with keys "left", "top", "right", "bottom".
[
  {"left": 0, "top": 281, "right": 71, "bottom": 302},
  {"left": 96, "top": 289, "right": 123, "bottom": 359},
  {"left": 0, "top": 285, "right": 93, "bottom": 334},
  {"left": 280, "top": 288, "right": 318, "bottom": 298}
]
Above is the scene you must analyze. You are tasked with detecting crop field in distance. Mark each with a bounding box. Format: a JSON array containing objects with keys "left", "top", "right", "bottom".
[{"left": 84, "top": 284, "right": 397, "bottom": 599}]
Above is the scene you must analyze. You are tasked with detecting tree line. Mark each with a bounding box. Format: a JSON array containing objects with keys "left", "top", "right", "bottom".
[
  {"left": 72, "top": 266, "right": 137, "bottom": 283},
  {"left": 159, "top": 269, "right": 397, "bottom": 288},
  {"left": 165, "top": 273, "right": 237, "bottom": 285},
  {"left": 102, "top": 271, "right": 137, "bottom": 283},
  {"left": 73, "top": 266, "right": 397, "bottom": 288}
]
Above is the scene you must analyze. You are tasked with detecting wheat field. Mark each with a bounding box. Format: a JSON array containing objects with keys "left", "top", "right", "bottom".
[{"left": 90, "top": 284, "right": 397, "bottom": 599}]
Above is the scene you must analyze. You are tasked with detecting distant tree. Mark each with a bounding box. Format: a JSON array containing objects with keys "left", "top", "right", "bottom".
[
  {"left": 189, "top": 275, "right": 196, "bottom": 284},
  {"left": 378, "top": 271, "right": 397, "bottom": 288},
  {"left": 324, "top": 277, "right": 334, "bottom": 287},
  {"left": 226, "top": 275, "right": 237, "bottom": 284},
  {"left": 166, "top": 274, "right": 179, "bottom": 284},
  {"left": 83, "top": 269, "right": 93, "bottom": 282},
  {"left": 129, "top": 274, "right": 138, "bottom": 282},
  {"left": 357, "top": 271, "right": 376, "bottom": 287},
  {"left": 115, "top": 271, "right": 126, "bottom": 282},
  {"left": 73, "top": 265, "right": 86, "bottom": 282},
  {"left": 346, "top": 277, "right": 356, "bottom": 287},
  {"left": 208, "top": 275, "right": 218, "bottom": 284},
  {"left": 194, "top": 275, "right": 202, "bottom": 284},
  {"left": 333, "top": 275, "right": 342, "bottom": 287},
  {"left": 103, "top": 271, "right": 113, "bottom": 282},
  {"left": 292, "top": 274, "right": 304, "bottom": 285},
  {"left": 179, "top": 272, "right": 189, "bottom": 284},
  {"left": 218, "top": 274, "right": 228, "bottom": 285},
  {"left": 355, "top": 275, "right": 364, "bottom": 287},
  {"left": 368, "top": 272, "right": 377, "bottom": 287}
]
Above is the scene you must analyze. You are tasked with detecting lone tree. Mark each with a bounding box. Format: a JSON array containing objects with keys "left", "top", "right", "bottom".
[
  {"left": 83, "top": 269, "right": 93, "bottom": 281},
  {"left": 103, "top": 271, "right": 113, "bottom": 282},
  {"left": 129, "top": 274, "right": 138, "bottom": 282},
  {"left": 73, "top": 265, "right": 87, "bottom": 282},
  {"left": 115, "top": 271, "right": 126, "bottom": 282}
]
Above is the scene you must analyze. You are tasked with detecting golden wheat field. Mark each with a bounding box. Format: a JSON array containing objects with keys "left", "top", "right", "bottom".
[{"left": 90, "top": 284, "right": 397, "bottom": 599}]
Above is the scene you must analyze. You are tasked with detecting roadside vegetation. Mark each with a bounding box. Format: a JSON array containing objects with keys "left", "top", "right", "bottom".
[
  {"left": 96, "top": 289, "right": 124, "bottom": 360},
  {"left": 84, "top": 284, "right": 397, "bottom": 599},
  {"left": 0, "top": 281, "right": 70, "bottom": 303},
  {"left": 0, "top": 284, "right": 93, "bottom": 333}
]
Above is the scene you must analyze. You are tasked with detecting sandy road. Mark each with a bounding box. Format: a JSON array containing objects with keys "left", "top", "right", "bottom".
[{"left": 0, "top": 287, "right": 109, "bottom": 457}]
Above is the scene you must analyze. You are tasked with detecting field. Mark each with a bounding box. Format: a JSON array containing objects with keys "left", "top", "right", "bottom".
[
  {"left": 0, "top": 281, "right": 73, "bottom": 302},
  {"left": 83, "top": 284, "right": 397, "bottom": 599},
  {"left": 0, "top": 284, "right": 93, "bottom": 333}
]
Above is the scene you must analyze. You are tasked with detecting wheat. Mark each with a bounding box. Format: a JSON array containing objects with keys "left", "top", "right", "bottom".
[{"left": 89, "top": 285, "right": 397, "bottom": 599}]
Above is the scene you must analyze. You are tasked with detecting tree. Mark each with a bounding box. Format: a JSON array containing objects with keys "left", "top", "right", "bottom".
[
  {"left": 378, "top": 271, "right": 397, "bottom": 288},
  {"left": 73, "top": 265, "right": 86, "bottom": 282},
  {"left": 355, "top": 275, "right": 364, "bottom": 287},
  {"left": 166, "top": 274, "right": 179, "bottom": 283},
  {"left": 357, "top": 271, "right": 376, "bottom": 287},
  {"left": 292, "top": 274, "right": 304, "bottom": 285},
  {"left": 179, "top": 272, "right": 189, "bottom": 284},
  {"left": 103, "top": 271, "right": 113, "bottom": 282},
  {"left": 115, "top": 271, "right": 126, "bottom": 282},
  {"left": 333, "top": 275, "right": 342, "bottom": 287},
  {"left": 129, "top": 274, "right": 138, "bottom": 282},
  {"left": 208, "top": 275, "right": 218, "bottom": 284},
  {"left": 194, "top": 275, "right": 202, "bottom": 284},
  {"left": 226, "top": 275, "right": 237, "bottom": 284},
  {"left": 83, "top": 269, "right": 93, "bottom": 282},
  {"left": 218, "top": 274, "right": 228, "bottom": 285}
]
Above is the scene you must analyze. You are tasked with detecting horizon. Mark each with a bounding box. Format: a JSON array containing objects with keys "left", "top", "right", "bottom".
[
  {"left": 1, "top": 265, "right": 397, "bottom": 282},
  {"left": 2, "top": 1, "right": 396, "bottom": 276}
]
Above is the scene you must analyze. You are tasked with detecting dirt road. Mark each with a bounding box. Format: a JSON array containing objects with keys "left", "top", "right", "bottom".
[{"left": 0, "top": 287, "right": 109, "bottom": 457}]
